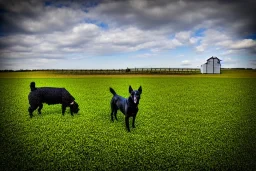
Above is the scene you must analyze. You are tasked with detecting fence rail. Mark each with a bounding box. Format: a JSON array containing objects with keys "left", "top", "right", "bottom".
[{"left": 0, "top": 68, "right": 201, "bottom": 75}]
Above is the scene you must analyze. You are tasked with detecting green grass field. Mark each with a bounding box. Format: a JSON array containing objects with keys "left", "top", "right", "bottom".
[{"left": 0, "top": 71, "right": 255, "bottom": 170}]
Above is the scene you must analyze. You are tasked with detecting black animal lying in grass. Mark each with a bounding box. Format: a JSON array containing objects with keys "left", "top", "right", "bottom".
[
  {"left": 110, "top": 86, "right": 142, "bottom": 132},
  {"left": 28, "top": 82, "right": 79, "bottom": 118}
]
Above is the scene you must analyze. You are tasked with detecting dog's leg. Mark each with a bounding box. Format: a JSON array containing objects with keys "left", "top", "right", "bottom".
[
  {"left": 113, "top": 109, "right": 118, "bottom": 121},
  {"left": 132, "top": 115, "right": 136, "bottom": 128},
  {"left": 28, "top": 107, "right": 33, "bottom": 118},
  {"left": 38, "top": 103, "right": 43, "bottom": 114},
  {"left": 62, "top": 104, "right": 66, "bottom": 115},
  {"left": 111, "top": 109, "right": 117, "bottom": 122},
  {"left": 125, "top": 116, "right": 130, "bottom": 132},
  {"left": 70, "top": 107, "right": 74, "bottom": 116},
  {"left": 28, "top": 105, "right": 37, "bottom": 118},
  {"left": 110, "top": 103, "right": 116, "bottom": 122}
]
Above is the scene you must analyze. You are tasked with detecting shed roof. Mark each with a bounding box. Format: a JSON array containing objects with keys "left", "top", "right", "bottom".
[{"left": 207, "top": 56, "right": 221, "bottom": 62}]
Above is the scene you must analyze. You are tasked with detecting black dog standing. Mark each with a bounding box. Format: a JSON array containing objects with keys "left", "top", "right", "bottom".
[
  {"left": 110, "top": 86, "right": 142, "bottom": 132},
  {"left": 28, "top": 82, "right": 79, "bottom": 118}
]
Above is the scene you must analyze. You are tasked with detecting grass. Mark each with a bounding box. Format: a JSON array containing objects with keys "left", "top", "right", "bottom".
[{"left": 0, "top": 73, "right": 255, "bottom": 170}]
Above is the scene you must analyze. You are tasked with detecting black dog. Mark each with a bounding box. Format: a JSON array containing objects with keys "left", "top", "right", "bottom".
[
  {"left": 110, "top": 86, "right": 142, "bottom": 132},
  {"left": 28, "top": 82, "right": 79, "bottom": 118}
]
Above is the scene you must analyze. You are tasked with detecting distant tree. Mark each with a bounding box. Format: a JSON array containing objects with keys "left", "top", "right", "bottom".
[{"left": 126, "top": 67, "right": 131, "bottom": 72}]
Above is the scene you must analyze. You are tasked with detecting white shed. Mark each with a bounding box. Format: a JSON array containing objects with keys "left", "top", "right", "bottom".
[{"left": 201, "top": 57, "right": 221, "bottom": 74}]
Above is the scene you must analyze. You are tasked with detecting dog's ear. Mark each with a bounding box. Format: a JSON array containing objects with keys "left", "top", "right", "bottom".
[
  {"left": 138, "top": 86, "right": 142, "bottom": 94},
  {"left": 129, "top": 85, "right": 133, "bottom": 93}
]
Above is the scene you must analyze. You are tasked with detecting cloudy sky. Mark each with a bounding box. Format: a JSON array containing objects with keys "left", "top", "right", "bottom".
[{"left": 0, "top": 0, "right": 256, "bottom": 70}]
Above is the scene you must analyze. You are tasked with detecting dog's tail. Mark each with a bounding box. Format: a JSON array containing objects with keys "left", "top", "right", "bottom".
[
  {"left": 109, "top": 87, "right": 117, "bottom": 96},
  {"left": 30, "top": 82, "right": 37, "bottom": 91}
]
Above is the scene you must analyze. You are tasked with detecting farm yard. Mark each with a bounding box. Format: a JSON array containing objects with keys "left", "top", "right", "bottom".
[{"left": 0, "top": 70, "right": 255, "bottom": 170}]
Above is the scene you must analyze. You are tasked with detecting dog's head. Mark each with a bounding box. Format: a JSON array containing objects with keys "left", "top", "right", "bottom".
[
  {"left": 70, "top": 101, "right": 79, "bottom": 114},
  {"left": 129, "top": 86, "right": 142, "bottom": 104}
]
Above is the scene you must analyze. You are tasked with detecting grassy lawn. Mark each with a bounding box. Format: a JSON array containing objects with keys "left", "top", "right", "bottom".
[{"left": 0, "top": 71, "right": 255, "bottom": 170}]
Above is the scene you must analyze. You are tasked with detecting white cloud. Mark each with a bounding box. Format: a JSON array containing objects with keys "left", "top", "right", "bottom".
[
  {"left": 175, "top": 31, "right": 191, "bottom": 42},
  {"left": 221, "top": 50, "right": 234, "bottom": 56},
  {"left": 72, "top": 23, "right": 99, "bottom": 33},
  {"left": 0, "top": 23, "right": 185, "bottom": 64},
  {"left": 196, "top": 44, "right": 206, "bottom": 52},
  {"left": 221, "top": 57, "right": 238, "bottom": 65},
  {"left": 189, "top": 37, "right": 199, "bottom": 44},
  {"left": 230, "top": 39, "right": 256, "bottom": 49},
  {"left": 216, "top": 39, "right": 256, "bottom": 50},
  {"left": 193, "top": 29, "right": 256, "bottom": 56},
  {"left": 216, "top": 39, "right": 230, "bottom": 45},
  {"left": 181, "top": 60, "right": 191, "bottom": 66},
  {"left": 132, "top": 53, "right": 157, "bottom": 58},
  {"left": 195, "top": 29, "right": 230, "bottom": 52}
]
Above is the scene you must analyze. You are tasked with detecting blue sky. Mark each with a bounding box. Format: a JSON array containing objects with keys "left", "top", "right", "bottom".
[{"left": 0, "top": 0, "right": 255, "bottom": 70}]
